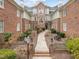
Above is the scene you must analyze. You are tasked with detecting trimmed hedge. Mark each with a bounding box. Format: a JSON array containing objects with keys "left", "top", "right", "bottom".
[
  {"left": 3, "top": 32, "right": 12, "bottom": 42},
  {"left": 51, "top": 28, "right": 65, "bottom": 38},
  {"left": 19, "top": 29, "right": 32, "bottom": 41},
  {"left": 66, "top": 38, "right": 79, "bottom": 59},
  {"left": 57, "top": 32, "right": 66, "bottom": 38},
  {"left": 0, "top": 49, "right": 16, "bottom": 59},
  {"left": 50, "top": 29, "right": 57, "bottom": 33}
]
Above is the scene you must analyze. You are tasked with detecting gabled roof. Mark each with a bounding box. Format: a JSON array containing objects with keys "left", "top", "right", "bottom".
[
  {"left": 32, "top": 2, "right": 50, "bottom": 8},
  {"left": 8, "top": 0, "right": 23, "bottom": 11}
]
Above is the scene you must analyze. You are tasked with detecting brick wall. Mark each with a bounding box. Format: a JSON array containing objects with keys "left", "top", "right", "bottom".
[
  {"left": 0, "top": 0, "right": 22, "bottom": 41},
  {"left": 52, "top": 18, "right": 61, "bottom": 32},
  {"left": 0, "top": 0, "right": 22, "bottom": 33},
  {"left": 61, "top": 0, "right": 79, "bottom": 37},
  {"left": 22, "top": 18, "right": 30, "bottom": 32}
]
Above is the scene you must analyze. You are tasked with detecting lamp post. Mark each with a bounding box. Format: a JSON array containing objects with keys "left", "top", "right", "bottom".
[{"left": 24, "top": 36, "right": 31, "bottom": 59}]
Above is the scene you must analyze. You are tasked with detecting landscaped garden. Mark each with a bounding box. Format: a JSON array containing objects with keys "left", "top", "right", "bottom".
[{"left": 0, "top": 29, "right": 33, "bottom": 59}]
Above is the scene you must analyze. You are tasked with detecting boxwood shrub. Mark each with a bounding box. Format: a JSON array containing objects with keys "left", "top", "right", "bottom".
[
  {"left": 0, "top": 49, "right": 16, "bottom": 59},
  {"left": 3, "top": 32, "right": 12, "bottom": 42},
  {"left": 57, "top": 32, "right": 66, "bottom": 38},
  {"left": 50, "top": 28, "right": 57, "bottom": 33},
  {"left": 50, "top": 28, "right": 66, "bottom": 38},
  {"left": 19, "top": 29, "right": 32, "bottom": 41}
]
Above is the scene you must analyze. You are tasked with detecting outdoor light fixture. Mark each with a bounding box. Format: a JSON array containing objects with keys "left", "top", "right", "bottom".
[{"left": 24, "top": 36, "right": 31, "bottom": 59}]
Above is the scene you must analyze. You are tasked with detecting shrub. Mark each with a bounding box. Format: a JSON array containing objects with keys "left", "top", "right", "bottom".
[
  {"left": 51, "top": 29, "right": 57, "bottom": 33},
  {"left": 0, "top": 49, "right": 16, "bottom": 59},
  {"left": 66, "top": 38, "right": 79, "bottom": 59},
  {"left": 3, "top": 32, "right": 12, "bottom": 42},
  {"left": 19, "top": 29, "right": 32, "bottom": 41},
  {"left": 57, "top": 32, "right": 66, "bottom": 38}
]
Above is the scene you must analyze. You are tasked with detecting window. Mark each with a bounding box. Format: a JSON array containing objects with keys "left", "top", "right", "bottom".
[
  {"left": 16, "top": 23, "right": 20, "bottom": 31},
  {"left": 63, "top": 23, "right": 67, "bottom": 31},
  {"left": 63, "top": 9, "right": 67, "bottom": 17},
  {"left": 0, "top": 21, "right": 4, "bottom": 33},
  {"left": 33, "top": 8, "right": 37, "bottom": 14},
  {"left": 45, "top": 8, "right": 49, "bottom": 14},
  {"left": 17, "top": 9, "right": 21, "bottom": 17},
  {"left": 38, "top": 9, "right": 44, "bottom": 14},
  {"left": 0, "top": 0, "right": 4, "bottom": 8}
]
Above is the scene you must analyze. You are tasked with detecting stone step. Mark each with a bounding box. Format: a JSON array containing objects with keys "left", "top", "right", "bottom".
[
  {"left": 33, "top": 52, "right": 50, "bottom": 57},
  {"left": 33, "top": 54, "right": 50, "bottom": 57},
  {"left": 35, "top": 51, "right": 49, "bottom": 54},
  {"left": 32, "top": 57, "right": 52, "bottom": 59}
]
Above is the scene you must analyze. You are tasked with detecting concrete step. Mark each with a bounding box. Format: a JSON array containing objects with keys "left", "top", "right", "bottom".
[
  {"left": 33, "top": 52, "right": 50, "bottom": 57},
  {"left": 32, "top": 57, "right": 52, "bottom": 59},
  {"left": 33, "top": 54, "right": 50, "bottom": 57}
]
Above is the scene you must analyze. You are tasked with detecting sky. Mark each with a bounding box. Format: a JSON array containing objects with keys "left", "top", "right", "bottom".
[{"left": 15, "top": 0, "right": 68, "bottom": 7}]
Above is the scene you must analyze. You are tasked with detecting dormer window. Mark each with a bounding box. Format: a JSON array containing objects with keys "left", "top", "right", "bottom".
[{"left": 0, "top": 0, "right": 4, "bottom": 8}]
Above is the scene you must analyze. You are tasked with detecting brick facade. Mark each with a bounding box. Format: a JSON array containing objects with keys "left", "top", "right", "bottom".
[
  {"left": 52, "top": 0, "right": 79, "bottom": 37},
  {"left": 52, "top": 18, "right": 61, "bottom": 32},
  {"left": 0, "top": 0, "right": 31, "bottom": 41},
  {"left": 61, "top": 0, "right": 79, "bottom": 37},
  {"left": 22, "top": 18, "right": 31, "bottom": 32},
  {"left": 0, "top": 0, "right": 22, "bottom": 33}
]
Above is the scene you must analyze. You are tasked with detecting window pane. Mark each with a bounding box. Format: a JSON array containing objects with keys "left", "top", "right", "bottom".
[
  {"left": 63, "top": 23, "right": 67, "bottom": 31},
  {"left": 33, "top": 8, "right": 37, "bottom": 14},
  {"left": 0, "top": 21, "right": 3, "bottom": 33},
  {"left": 17, "top": 23, "right": 20, "bottom": 31},
  {"left": 17, "top": 10, "right": 21, "bottom": 17},
  {"left": 0, "top": 0, "right": 4, "bottom": 7}
]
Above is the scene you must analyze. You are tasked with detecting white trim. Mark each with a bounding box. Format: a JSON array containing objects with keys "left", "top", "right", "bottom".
[
  {"left": 0, "top": 21, "right": 4, "bottom": 33},
  {"left": 63, "top": 23, "right": 67, "bottom": 32},
  {"left": 16, "top": 23, "right": 20, "bottom": 31},
  {"left": 0, "top": 0, "right": 4, "bottom": 9}
]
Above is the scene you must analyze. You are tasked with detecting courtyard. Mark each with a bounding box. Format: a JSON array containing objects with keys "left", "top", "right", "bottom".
[{"left": 0, "top": 0, "right": 79, "bottom": 59}]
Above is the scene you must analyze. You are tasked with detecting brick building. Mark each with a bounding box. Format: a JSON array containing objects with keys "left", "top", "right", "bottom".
[
  {"left": 25, "top": 2, "right": 58, "bottom": 30},
  {"left": 52, "top": 0, "right": 79, "bottom": 37},
  {"left": 1, "top": 0, "right": 79, "bottom": 39},
  {"left": 59, "top": 0, "right": 79, "bottom": 37},
  {"left": 0, "top": 0, "right": 31, "bottom": 41}
]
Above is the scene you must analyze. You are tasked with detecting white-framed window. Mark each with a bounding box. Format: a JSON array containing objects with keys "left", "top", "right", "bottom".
[
  {"left": 0, "top": 0, "right": 4, "bottom": 8},
  {"left": 16, "top": 23, "right": 20, "bottom": 31},
  {"left": 45, "top": 8, "right": 49, "bottom": 14},
  {"left": 63, "top": 9, "right": 67, "bottom": 17},
  {"left": 33, "top": 8, "right": 37, "bottom": 14},
  {"left": 0, "top": 21, "right": 4, "bottom": 33},
  {"left": 63, "top": 23, "right": 67, "bottom": 31},
  {"left": 17, "top": 9, "right": 21, "bottom": 17},
  {"left": 38, "top": 9, "right": 44, "bottom": 14}
]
